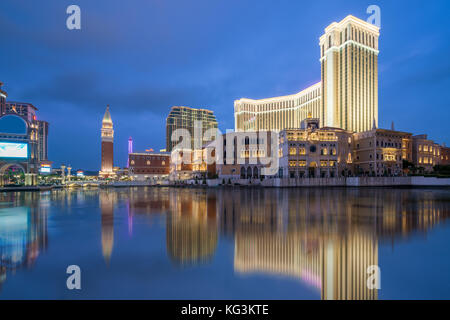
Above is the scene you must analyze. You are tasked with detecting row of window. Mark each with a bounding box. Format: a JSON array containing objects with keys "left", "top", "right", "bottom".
[
  {"left": 288, "top": 160, "right": 336, "bottom": 167},
  {"left": 130, "top": 160, "right": 166, "bottom": 166}
]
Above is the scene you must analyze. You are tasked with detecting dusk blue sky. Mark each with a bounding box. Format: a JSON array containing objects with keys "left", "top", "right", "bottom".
[{"left": 0, "top": 0, "right": 449, "bottom": 170}]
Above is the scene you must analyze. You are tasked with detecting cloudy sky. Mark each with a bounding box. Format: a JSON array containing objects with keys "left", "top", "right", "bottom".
[{"left": 0, "top": 0, "right": 449, "bottom": 170}]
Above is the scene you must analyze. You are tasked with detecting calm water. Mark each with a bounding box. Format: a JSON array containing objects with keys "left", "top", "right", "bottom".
[{"left": 0, "top": 187, "right": 450, "bottom": 300}]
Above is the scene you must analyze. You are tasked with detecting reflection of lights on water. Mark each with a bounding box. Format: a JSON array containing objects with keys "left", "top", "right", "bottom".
[
  {"left": 301, "top": 269, "right": 322, "bottom": 289},
  {"left": 0, "top": 207, "right": 29, "bottom": 268}
]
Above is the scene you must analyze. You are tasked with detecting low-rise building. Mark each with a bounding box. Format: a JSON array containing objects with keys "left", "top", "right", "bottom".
[
  {"left": 215, "top": 131, "right": 278, "bottom": 180},
  {"left": 278, "top": 117, "right": 353, "bottom": 178},
  {"left": 412, "top": 135, "right": 440, "bottom": 172},
  {"left": 128, "top": 152, "right": 170, "bottom": 181},
  {"left": 353, "top": 128, "right": 412, "bottom": 176},
  {"left": 440, "top": 145, "right": 450, "bottom": 165}
]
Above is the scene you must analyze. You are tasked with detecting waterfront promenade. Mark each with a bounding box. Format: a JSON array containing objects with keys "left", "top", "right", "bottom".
[{"left": 1, "top": 176, "right": 449, "bottom": 192}]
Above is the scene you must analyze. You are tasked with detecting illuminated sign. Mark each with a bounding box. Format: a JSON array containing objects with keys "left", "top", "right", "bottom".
[
  {"left": 76, "top": 171, "right": 84, "bottom": 177},
  {"left": 0, "top": 142, "right": 28, "bottom": 159},
  {"left": 40, "top": 166, "right": 51, "bottom": 174}
]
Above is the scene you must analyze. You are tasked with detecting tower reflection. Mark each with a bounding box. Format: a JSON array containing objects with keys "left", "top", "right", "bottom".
[{"left": 99, "top": 190, "right": 116, "bottom": 265}]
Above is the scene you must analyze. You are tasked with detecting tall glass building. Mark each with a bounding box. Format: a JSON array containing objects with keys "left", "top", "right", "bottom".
[{"left": 166, "top": 106, "right": 218, "bottom": 152}]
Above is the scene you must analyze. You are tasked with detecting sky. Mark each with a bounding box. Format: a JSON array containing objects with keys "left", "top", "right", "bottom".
[{"left": 0, "top": 0, "right": 449, "bottom": 171}]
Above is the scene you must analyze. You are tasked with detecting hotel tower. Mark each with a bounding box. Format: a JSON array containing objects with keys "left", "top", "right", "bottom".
[
  {"left": 234, "top": 15, "right": 379, "bottom": 133},
  {"left": 99, "top": 105, "right": 114, "bottom": 177},
  {"left": 166, "top": 106, "right": 218, "bottom": 152}
]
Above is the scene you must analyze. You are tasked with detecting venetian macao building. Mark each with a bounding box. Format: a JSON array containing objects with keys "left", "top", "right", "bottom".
[
  {"left": 234, "top": 15, "right": 379, "bottom": 133},
  {"left": 278, "top": 117, "right": 353, "bottom": 178},
  {"left": 214, "top": 131, "right": 277, "bottom": 180}
]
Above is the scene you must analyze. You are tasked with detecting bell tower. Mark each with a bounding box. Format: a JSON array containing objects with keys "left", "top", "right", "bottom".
[{"left": 100, "top": 105, "right": 114, "bottom": 177}]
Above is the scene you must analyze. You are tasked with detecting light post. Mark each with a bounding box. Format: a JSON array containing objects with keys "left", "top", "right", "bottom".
[
  {"left": 61, "top": 164, "right": 66, "bottom": 185},
  {"left": 67, "top": 165, "right": 72, "bottom": 182}
]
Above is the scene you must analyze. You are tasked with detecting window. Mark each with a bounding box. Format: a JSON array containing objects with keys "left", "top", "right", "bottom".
[{"left": 289, "top": 147, "right": 297, "bottom": 155}]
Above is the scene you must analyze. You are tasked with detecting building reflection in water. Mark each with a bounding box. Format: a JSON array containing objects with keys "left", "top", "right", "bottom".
[
  {"left": 166, "top": 190, "right": 218, "bottom": 266},
  {"left": 99, "top": 190, "right": 116, "bottom": 265},
  {"left": 0, "top": 192, "right": 48, "bottom": 291},
  {"left": 122, "top": 187, "right": 449, "bottom": 299},
  {"left": 219, "top": 188, "right": 449, "bottom": 300},
  {"left": 1, "top": 187, "right": 447, "bottom": 299},
  {"left": 124, "top": 187, "right": 218, "bottom": 266}
]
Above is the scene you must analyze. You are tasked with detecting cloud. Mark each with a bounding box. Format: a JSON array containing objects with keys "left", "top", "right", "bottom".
[{"left": 18, "top": 72, "right": 215, "bottom": 117}]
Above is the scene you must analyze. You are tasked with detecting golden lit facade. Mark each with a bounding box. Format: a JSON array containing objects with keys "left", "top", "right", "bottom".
[
  {"left": 278, "top": 117, "right": 353, "bottom": 178},
  {"left": 235, "top": 15, "right": 379, "bottom": 134},
  {"left": 234, "top": 83, "right": 321, "bottom": 131},
  {"left": 320, "top": 15, "right": 379, "bottom": 132}
]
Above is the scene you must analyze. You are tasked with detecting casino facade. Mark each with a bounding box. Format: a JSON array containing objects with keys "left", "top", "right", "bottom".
[{"left": 0, "top": 82, "right": 49, "bottom": 186}]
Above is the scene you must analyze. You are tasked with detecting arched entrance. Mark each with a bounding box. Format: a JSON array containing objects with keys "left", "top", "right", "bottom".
[
  {"left": 246, "top": 167, "right": 252, "bottom": 179},
  {"left": 240, "top": 167, "right": 245, "bottom": 178},
  {"left": 252, "top": 167, "right": 259, "bottom": 179},
  {"left": 308, "top": 162, "right": 317, "bottom": 178},
  {"left": 0, "top": 163, "right": 26, "bottom": 187}
]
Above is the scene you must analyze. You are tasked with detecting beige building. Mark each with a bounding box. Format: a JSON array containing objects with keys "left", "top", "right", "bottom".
[
  {"left": 352, "top": 128, "right": 412, "bottom": 176},
  {"left": 234, "top": 15, "right": 379, "bottom": 134},
  {"left": 214, "top": 131, "right": 278, "bottom": 180},
  {"left": 412, "top": 134, "right": 441, "bottom": 172},
  {"left": 278, "top": 117, "right": 353, "bottom": 178},
  {"left": 320, "top": 15, "right": 379, "bottom": 132},
  {"left": 234, "top": 83, "right": 321, "bottom": 131}
]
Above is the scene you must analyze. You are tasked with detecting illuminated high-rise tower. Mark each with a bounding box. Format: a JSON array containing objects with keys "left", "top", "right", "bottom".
[
  {"left": 320, "top": 15, "right": 380, "bottom": 132},
  {"left": 99, "top": 105, "right": 114, "bottom": 177},
  {"left": 234, "top": 15, "right": 379, "bottom": 133}
]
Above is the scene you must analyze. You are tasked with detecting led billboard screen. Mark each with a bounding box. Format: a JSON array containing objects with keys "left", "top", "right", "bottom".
[{"left": 0, "top": 142, "right": 28, "bottom": 159}]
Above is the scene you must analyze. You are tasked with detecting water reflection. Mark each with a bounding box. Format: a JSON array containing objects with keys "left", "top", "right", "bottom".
[
  {"left": 0, "top": 192, "right": 48, "bottom": 291},
  {"left": 0, "top": 187, "right": 449, "bottom": 299},
  {"left": 166, "top": 190, "right": 218, "bottom": 265},
  {"left": 100, "top": 191, "right": 115, "bottom": 265}
]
